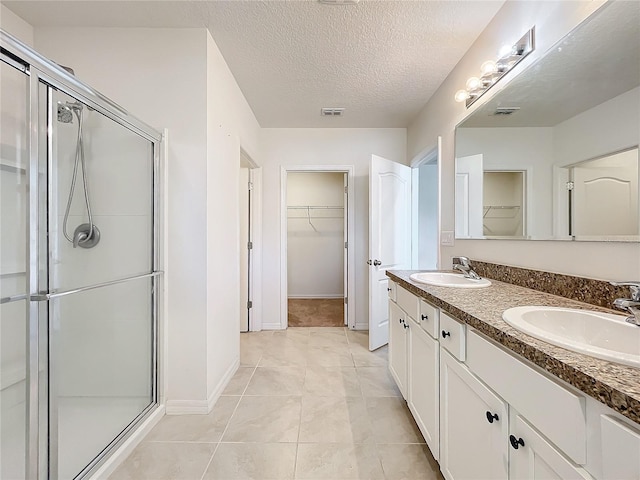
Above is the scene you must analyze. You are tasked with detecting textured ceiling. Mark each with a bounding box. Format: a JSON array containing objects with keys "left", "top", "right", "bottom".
[
  {"left": 4, "top": 0, "right": 505, "bottom": 127},
  {"left": 460, "top": 1, "right": 640, "bottom": 128}
]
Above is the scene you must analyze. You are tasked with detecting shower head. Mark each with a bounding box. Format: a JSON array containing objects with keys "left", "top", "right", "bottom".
[{"left": 57, "top": 101, "right": 83, "bottom": 123}]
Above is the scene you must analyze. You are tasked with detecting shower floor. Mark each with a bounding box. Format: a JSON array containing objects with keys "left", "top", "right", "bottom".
[
  {"left": 1, "top": 394, "right": 150, "bottom": 480},
  {"left": 288, "top": 298, "right": 344, "bottom": 327}
]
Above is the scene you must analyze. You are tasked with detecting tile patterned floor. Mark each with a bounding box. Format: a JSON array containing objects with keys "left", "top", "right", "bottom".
[{"left": 110, "top": 327, "right": 443, "bottom": 480}]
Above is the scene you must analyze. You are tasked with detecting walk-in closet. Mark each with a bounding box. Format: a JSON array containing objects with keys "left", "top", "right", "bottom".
[{"left": 286, "top": 172, "right": 346, "bottom": 327}]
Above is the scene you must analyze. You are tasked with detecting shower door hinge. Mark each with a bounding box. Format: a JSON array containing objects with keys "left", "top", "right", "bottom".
[
  {"left": 566, "top": 181, "right": 575, "bottom": 191},
  {"left": 344, "top": 241, "right": 348, "bottom": 249},
  {"left": 344, "top": 297, "right": 348, "bottom": 304},
  {"left": 248, "top": 182, "right": 253, "bottom": 191},
  {"left": 344, "top": 186, "right": 348, "bottom": 193},
  {"left": 247, "top": 241, "right": 253, "bottom": 250},
  {"left": 247, "top": 300, "right": 253, "bottom": 309}
]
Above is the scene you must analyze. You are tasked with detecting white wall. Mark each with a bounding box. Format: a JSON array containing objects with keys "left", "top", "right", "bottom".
[
  {"left": 205, "top": 32, "right": 261, "bottom": 403},
  {"left": 287, "top": 172, "right": 344, "bottom": 298},
  {"left": 408, "top": 0, "right": 640, "bottom": 281},
  {"left": 261, "top": 128, "right": 406, "bottom": 329},
  {"left": 1, "top": 4, "right": 34, "bottom": 46},
  {"left": 29, "top": 26, "right": 261, "bottom": 412},
  {"left": 553, "top": 86, "right": 640, "bottom": 166}
]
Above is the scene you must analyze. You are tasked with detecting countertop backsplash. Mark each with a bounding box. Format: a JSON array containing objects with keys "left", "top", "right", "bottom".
[{"left": 469, "top": 259, "right": 631, "bottom": 310}]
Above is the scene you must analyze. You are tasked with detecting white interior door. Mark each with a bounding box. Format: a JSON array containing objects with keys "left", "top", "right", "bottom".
[
  {"left": 455, "top": 154, "right": 483, "bottom": 238},
  {"left": 369, "top": 155, "right": 411, "bottom": 350},
  {"left": 343, "top": 173, "right": 348, "bottom": 326},
  {"left": 239, "top": 167, "right": 250, "bottom": 332},
  {"left": 573, "top": 148, "right": 639, "bottom": 237}
]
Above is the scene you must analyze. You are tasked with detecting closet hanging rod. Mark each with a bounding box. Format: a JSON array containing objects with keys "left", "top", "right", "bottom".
[{"left": 287, "top": 206, "right": 344, "bottom": 209}]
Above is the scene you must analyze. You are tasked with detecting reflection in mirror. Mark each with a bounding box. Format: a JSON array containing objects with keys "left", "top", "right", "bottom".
[{"left": 454, "top": 1, "right": 640, "bottom": 241}]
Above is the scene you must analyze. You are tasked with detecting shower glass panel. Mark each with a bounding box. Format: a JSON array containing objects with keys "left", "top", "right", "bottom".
[
  {"left": 51, "top": 90, "right": 153, "bottom": 291},
  {"left": 52, "top": 277, "right": 153, "bottom": 479},
  {"left": 47, "top": 88, "right": 156, "bottom": 478},
  {"left": 0, "top": 60, "right": 29, "bottom": 480}
]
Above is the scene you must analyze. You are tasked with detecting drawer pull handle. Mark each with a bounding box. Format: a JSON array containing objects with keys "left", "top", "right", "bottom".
[
  {"left": 486, "top": 411, "right": 499, "bottom": 424},
  {"left": 421, "top": 314, "right": 428, "bottom": 321},
  {"left": 509, "top": 435, "right": 525, "bottom": 450},
  {"left": 441, "top": 330, "right": 451, "bottom": 338}
]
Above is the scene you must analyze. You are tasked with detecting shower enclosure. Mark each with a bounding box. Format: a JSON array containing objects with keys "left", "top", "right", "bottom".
[{"left": 1, "top": 31, "right": 163, "bottom": 479}]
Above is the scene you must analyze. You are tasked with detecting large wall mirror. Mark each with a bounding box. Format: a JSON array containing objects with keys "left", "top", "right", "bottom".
[{"left": 454, "top": 1, "right": 639, "bottom": 241}]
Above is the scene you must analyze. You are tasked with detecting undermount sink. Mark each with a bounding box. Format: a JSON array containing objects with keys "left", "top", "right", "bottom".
[
  {"left": 409, "top": 272, "right": 491, "bottom": 288},
  {"left": 502, "top": 306, "right": 640, "bottom": 368}
]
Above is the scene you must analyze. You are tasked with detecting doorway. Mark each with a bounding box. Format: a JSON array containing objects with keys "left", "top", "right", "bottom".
[{"left": 280, "top": 166, "right": 355, "bottom": 330}]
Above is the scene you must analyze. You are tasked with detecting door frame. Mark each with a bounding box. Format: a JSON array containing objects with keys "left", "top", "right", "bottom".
[
  {"left": 240, "top": 148, "right": 263, "bottom": 331},
  {"left": 410, "top": 136, "right": 443, "bottom": 269},
  {"left": 280, "top": 165, "right": 355, "bottom": 330}
]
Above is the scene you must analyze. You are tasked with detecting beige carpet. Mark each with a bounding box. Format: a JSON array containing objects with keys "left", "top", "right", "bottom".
[{"left": 288, "top": 298, "right": 345, "bottom": 327}]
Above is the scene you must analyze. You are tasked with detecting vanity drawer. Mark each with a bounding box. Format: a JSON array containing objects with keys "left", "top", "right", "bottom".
[
  {"left": 388, "top": 281, "right": 397, "bottom": 302},
  {"left": 396, "top": 285, "right": 419, "bottom": 321},
  {"left": 439, "top": 312, "right": 466, "bottom": 361},
  {"left": 419, "top": 299, "right": 440, "bottom": 339},
  {"left": 467, "top": 330, "right": 586, "bottom": 465}
]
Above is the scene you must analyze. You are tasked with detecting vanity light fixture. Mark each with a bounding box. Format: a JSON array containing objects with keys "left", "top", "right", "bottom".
[{"left": 455, "top": 27, "right": 535, "bottom": 108}]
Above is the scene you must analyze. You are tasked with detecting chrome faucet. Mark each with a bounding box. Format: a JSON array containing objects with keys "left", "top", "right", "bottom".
[
  {"left": 452, "top": 256, "right": 482, "bottom": 280},
  {"left": 610, "top": 281, "right": 640, "bottom": 326}
]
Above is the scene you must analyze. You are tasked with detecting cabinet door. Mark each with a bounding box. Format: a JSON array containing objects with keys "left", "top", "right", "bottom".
[
  {"left": 509, "top": 413, "right": 593, "bottom": 480},
  {"left": 389, "top": 301, "right": 407, "bottom": 398},
  {"left": 408, "top": 318, "right": 439, "bottom": 460},
  {"left": 440, "top": 350, "right": 508, "bottom": 480}
]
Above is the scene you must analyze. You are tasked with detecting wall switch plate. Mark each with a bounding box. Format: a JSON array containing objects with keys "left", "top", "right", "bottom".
[{"left": 441, "top": 231, "right": 455, "bottom": 246}]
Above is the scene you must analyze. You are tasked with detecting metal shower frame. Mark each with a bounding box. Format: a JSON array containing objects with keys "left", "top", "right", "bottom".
[{"left": 1, "top": 29, "right": 164, "bottom": 480}]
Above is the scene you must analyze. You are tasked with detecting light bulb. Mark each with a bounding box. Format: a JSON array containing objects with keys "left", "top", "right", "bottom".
[
  {"left": 454, "top": 90, "right": 469, "bottom": 103},
  {"left": 498, "top": 44, "right": 513, "bottom": 58},
  {"left": 466, "top": 77, "right": 481, "bottom": 90},
  {"left": 480, "top": 60, "right": 497, "bottom": 76}
]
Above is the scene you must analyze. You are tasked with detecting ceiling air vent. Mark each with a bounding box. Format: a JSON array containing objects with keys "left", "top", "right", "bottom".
[
  {"left": 321, "top": 108, "right": 345, "bottom": 117},
  {"left": 491, "top": 107, "right": 521, "bottom": 116}
]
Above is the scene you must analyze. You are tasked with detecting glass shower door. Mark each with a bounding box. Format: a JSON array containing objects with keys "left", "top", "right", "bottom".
[
  {"left": 0, "top": 56, "right": 29, "bottom": 480},
  {"left": 48, "top": 88, "right": 156, "bottom": 479}
]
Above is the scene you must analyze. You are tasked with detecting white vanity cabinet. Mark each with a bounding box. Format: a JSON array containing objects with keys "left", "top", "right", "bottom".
[
  {"left": 407, "top": 315, "right": 440, "bottom": 460},
  {"left": 386, "top": 278, "right": 640, "bottom": 480},
  {"left": 440, "top": 349, "right": 509, "bottom": 480},
  {"left": 389, "top": 285, "right": 440, "bottom": 456},
  {"left": 508, "top": 412, "right": 593, "bottom": 480},
  {"left": 388, "top": 299, "right": 408, "bottom": 398}
]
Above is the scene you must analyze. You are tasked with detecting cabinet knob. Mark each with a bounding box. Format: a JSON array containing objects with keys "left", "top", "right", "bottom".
[
  {"left": 403, "top": 323, "right": 409, "bottom": 329},
  {"left": 421, "top": 314, "right": 428, "bottom": 321},
  {"left": 373, "top": 259, "right": 382, "bottom": 267},
  {"left": 398, "top": 318, "right": 404, "bottom": 324},
  {"left": 387, "top": 287, "right": 392, "bottom": 292},
  {"left": 485, "top": 411, "right": 499, "bottom": 424},
  {"left": 441, "top": 330, "right": 451, "bottom": 338},
  {"left": 509, "top": 435, "right": 525, "bottom": 450}
]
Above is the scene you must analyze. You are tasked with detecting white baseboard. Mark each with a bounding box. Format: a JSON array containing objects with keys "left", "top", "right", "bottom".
[
  {"left": 262, "top": 321, "right": 284, "bottom": 330},
  {"left": 89, "top": 405, "right": 165, "bottom": 480},
  {"left": 354, "top": 323, "right": 369, "bottom": 331},
  {"left": 165, "top": 358, "right": 239, "bottom": 415}
]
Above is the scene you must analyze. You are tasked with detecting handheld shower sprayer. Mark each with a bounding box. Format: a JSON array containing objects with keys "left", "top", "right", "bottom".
[{"left": 58, "top": 100, "right": 100, "bottom": 249}]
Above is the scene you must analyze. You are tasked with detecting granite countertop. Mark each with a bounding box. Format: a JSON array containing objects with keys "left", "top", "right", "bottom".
[{"left": 387, "top": 270, "right": 640, "bottom": 425}]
